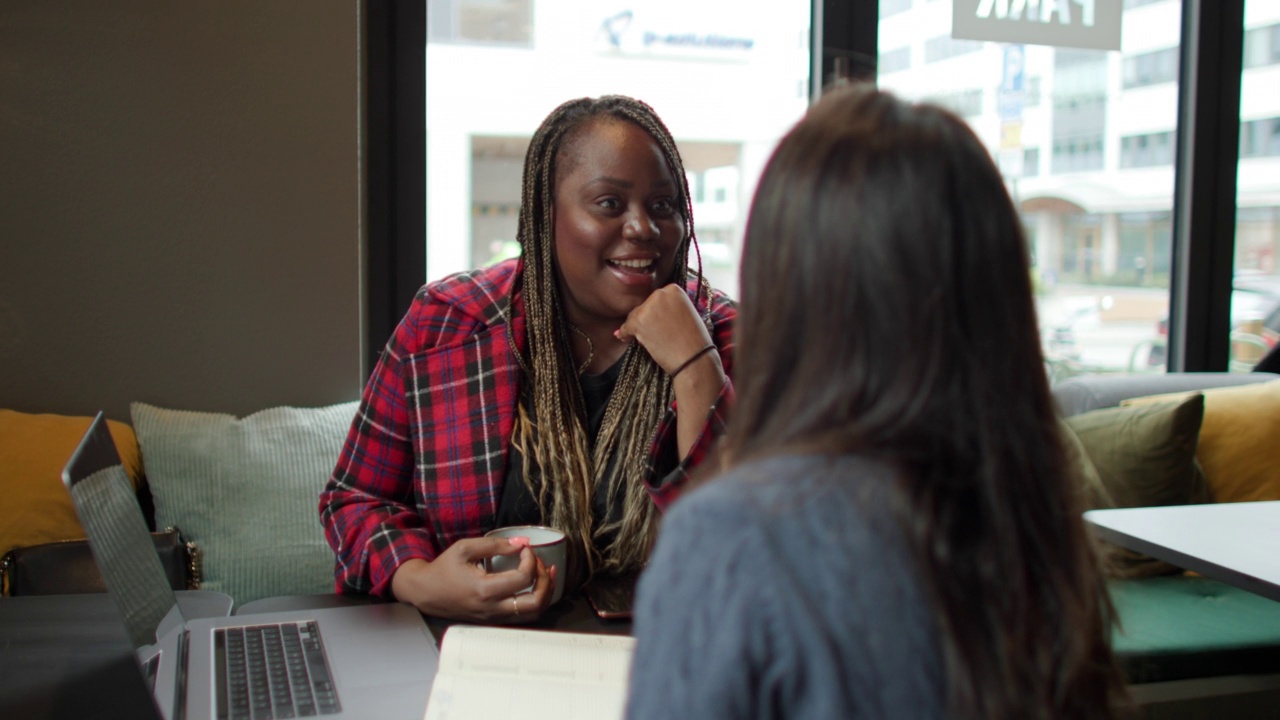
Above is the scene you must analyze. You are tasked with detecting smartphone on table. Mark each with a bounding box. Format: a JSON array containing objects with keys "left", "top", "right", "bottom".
[{"left": 584, "top": 572, "right": 639, "bottom": 620}]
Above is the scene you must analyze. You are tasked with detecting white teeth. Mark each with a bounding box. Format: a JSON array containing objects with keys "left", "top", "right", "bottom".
[{"left": 612, "top": 258, "right": 653, "bottom": 269}]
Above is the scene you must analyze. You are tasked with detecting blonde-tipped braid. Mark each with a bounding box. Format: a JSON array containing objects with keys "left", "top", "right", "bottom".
[{"left": 506, "top": 96, "right": 708, "bottom": 584}]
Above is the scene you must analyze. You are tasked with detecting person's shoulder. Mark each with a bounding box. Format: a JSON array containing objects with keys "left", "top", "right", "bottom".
[
  {"left": 669, "top": 455, "right": 832, "bottom": 519},
  {"left": 669, "top": 454, "right": 895, "bottom": 535},
  {"left": 408, "top": 259, "right": 518, "bottom": 324},
  {"left": 390, "top": 260, "right": 519, "bottom": 352},
  {"left": 423, "top": 259, "right": 518, "bottom": 311}
]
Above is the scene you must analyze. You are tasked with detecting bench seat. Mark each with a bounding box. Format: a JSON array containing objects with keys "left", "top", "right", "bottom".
[{"left": 1111, "top": 576, "right": 1280, "bottom": 683}]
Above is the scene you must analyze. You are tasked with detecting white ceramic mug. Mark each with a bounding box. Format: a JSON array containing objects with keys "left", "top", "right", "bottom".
[{"left": 484, "top": 525, "right": 567, "bottom": 604}]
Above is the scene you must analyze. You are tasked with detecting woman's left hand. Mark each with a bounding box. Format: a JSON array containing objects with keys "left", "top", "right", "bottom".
[
  {"left": 617, "top": 284, "right": 725, "bottom": 459},
  {"left": 615, "top": 285, "right": 714, "bottom": 373}
]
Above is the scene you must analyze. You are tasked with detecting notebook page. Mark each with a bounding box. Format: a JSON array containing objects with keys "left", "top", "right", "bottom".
[{"left": 424, "top": 626, "right": 635, "bottom": 720}]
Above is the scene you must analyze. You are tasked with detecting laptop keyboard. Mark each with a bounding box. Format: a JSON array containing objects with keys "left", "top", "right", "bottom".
[{"left": 215, "top": 621, "right": 342, "bottom": 719}]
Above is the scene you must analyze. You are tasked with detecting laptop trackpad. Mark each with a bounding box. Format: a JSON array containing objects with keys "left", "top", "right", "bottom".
[{"left": 328, "top": 625, "right": 440, "bottom": 690}]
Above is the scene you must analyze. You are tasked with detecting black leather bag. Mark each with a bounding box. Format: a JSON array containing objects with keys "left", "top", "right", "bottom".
[{"left": 0, "top": 527, "right": 201, "bottom": 596}]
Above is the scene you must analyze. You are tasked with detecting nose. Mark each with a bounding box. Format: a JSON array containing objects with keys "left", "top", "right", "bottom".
[{"left": 622, "top": 207, "right": 659, "bottom": 242}]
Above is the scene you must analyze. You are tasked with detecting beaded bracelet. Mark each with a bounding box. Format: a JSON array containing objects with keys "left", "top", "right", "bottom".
[{"left": 670, "top": 344, "right": 717, "bottom": 379}]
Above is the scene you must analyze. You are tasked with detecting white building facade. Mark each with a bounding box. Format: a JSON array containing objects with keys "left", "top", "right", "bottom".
[{"left": 879, "top": 0, "right": 1280, "bottom": 289}]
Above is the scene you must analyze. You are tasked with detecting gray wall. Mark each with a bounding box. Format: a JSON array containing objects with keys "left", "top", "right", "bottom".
[{"left": 0, "top": 1, "right": 365, "bottom": 424}]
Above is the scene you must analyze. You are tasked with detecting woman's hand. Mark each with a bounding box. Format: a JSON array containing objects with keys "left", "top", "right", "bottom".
[
  {"left": 617, "top": 285, "right": 726, "bottom": 458},
  {"left": 390, "top": 536, "right": 555, "bottom": 623},
  {"left": 615, "top": 285, "right": 713, "bottom": 373}
]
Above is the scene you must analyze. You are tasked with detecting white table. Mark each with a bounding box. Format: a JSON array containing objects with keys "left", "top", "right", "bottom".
[{"left": 1084, "top": 501, "right": 1280, "bottom": 603}]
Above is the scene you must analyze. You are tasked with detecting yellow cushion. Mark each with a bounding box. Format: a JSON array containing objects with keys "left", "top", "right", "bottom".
[
  {"left": 1121, "top": 379, "right": 1280, "bottom": 504},
  {"left": 0, "top": 410, "right": 143, "bottom": 557}
]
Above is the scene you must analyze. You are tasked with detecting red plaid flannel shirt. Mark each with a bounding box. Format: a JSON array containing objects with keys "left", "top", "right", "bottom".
[{"left": 319, "top": 260, "right": 736, "bottom": 597}]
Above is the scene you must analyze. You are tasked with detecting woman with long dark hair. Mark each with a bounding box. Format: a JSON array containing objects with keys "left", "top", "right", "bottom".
[{"left": 627, "top": 84, "right": 1126, "bottom": 719}]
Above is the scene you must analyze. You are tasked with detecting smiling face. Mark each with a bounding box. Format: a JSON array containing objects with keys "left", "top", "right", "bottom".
[{"left": 552, "top": 117, "right": 686, "bottom": 331}]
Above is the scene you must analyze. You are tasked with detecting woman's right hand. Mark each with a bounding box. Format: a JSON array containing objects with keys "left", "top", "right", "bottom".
[{"left": 389, "top": 536, "right": 555, "bottom": 623}]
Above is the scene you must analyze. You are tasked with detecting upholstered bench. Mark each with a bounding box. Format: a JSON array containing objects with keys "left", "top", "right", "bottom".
[
  {"left": 1, "top": 401, "right": 359, "bottom": 610},
  {"left": 1052, "top": 372, "right": 1280, "bottom": 714},
  {"left": 1110, "top": 575, "right": 1280, "bottom": 683}
]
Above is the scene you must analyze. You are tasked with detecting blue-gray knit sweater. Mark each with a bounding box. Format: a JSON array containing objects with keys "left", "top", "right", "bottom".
[{"left": 627, "top": 453, "right": 947, "bottom": 719}]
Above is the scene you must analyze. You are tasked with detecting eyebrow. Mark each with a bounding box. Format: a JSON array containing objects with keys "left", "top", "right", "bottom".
[{"left": 587, "top": 176, "right": 675, "bottom": 190}]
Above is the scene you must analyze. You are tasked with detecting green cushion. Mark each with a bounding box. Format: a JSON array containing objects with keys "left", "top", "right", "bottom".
[
  {"left": 1110, "top": 576, "right": 1280, "bottom": 682},
  {"left": 131, "top": 401, "right": 357, "bottom": 609},
  {"left": 1066, "top": 394, "right": 1210, "bottom": 577}
]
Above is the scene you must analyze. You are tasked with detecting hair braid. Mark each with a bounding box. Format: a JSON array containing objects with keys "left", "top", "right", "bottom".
[{"left": 507, "top": 95, "right": 708, "bottom": 583}]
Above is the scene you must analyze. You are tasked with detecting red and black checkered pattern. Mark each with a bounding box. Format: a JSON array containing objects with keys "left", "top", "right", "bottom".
[{"left": 319, "top": 259, "right": 735, "bottom": 597}]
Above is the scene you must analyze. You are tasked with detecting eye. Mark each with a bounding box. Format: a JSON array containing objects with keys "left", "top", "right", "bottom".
[
  {"left": 597, "top": 197, "right": 622, "bottom": 211},
  {"left": 651, "top": 198, "right": 677, "bottom": 216}
]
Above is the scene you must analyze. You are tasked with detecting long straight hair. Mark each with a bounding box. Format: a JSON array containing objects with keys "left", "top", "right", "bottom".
[
  {"left": 510, "top": 95, "right": 705, "bottom": 582},
  {"left": 726, "top": 85, "right": 1126, "bottom": 719}
]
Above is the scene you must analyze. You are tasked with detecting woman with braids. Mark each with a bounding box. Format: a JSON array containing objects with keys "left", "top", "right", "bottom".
[
  {"left": 627, "top": 84, "right": 1127, "bottom": 719},
  {"left": 319, "top": 95, "right": 734, "bottom": 623}
]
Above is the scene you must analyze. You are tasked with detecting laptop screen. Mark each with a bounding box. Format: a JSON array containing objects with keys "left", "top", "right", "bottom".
[{"left": 62, "top": 412, "right": 184, "bottom": 648}]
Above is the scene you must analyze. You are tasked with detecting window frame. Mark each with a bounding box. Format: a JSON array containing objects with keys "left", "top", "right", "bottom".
[
  {"left": 1168, "top": 0, "right": 1246, "bottom": 371},
  {"left": 364, "top": 0, "right": 427, "bottom": 375}
]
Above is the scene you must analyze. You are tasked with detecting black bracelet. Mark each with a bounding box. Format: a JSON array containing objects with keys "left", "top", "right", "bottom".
[{"left": 670, "top": 344, "right": 717, "bottom": 379}]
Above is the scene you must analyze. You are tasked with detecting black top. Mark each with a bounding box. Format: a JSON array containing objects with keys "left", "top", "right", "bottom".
[{"left": 495, "top": 357, "right": 626, "bottom": 533}]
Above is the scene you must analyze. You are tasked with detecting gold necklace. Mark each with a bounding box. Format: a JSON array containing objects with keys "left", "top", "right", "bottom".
[{"left": 566, "top": 323, "right": 594, "bottom": 375}]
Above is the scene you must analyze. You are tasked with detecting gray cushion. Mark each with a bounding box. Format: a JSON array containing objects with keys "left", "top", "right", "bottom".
[{"left": 1051, "top": 372, "right": 1279, "bottom": 417}]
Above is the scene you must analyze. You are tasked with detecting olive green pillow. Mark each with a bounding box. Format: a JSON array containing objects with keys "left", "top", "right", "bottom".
[
  {"left": 1122, "top": 379, "right": 1280, "bottom": 504},
  {"left": 1064, "top": 393, "right": 1209, "bottom": 578}
]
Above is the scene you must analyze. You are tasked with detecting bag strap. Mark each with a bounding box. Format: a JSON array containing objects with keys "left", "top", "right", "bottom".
[
  {"left": 161, "top": 525, "right": 203, "bottom": 590},
  {"left": 0, "top": 550, "right": 13, "bottom": 596}
]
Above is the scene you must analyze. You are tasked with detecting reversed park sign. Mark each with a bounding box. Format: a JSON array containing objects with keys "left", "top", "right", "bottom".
[{"left": 952, "top": 0, "right": 1123, "bottom": 51}]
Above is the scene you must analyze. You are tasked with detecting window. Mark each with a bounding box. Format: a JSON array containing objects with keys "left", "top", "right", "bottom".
[
  {"left": 1243, "top": 23, "right": 1280, "bottom": 68},
  {"left": 1119, "top": 212, "right": 1172, "bottom": 286},
  {"left": 1120, "top": 131, "right": 1176, "bottom": 168},
  {"left": 1023, "top": 76, "right": 1042, "bottom": 108},
  {"left": 1240, "top": 117, "right": 1280, "bottom": 159},
  {"left": 1051, "top": 135, "right": 1105, "bottom": 173},
  {"left": 427, "top": 0, "right": 533, "bottom": 46},
  {"left": 1052, "top": 50, "right": 1107, "bottom": 173},
  {"left": 879, "top": 46, "right": 910, "bottom": 74},
  {"left": 880, "top": 0, "right": 912, "bottom": 18},
  {"left": 926, "top": 88, "right": 983, "bottom": 118},
  {"left": 1023, "top": 147, "right": 1041, "bottom": 177},
  {"left": 924, "top": 35, "right": 983, "bottom": 63},
  {"left": 1123, "top": 48, "right": 1179, "bottom": 88}
]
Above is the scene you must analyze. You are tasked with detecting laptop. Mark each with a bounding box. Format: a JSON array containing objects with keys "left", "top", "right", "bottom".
[{"left": 63, "top": 411, "right": 441, "bottom": 720}]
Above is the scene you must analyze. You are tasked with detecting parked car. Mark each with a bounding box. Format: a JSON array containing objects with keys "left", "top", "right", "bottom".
[
  {"left": 1136, "top": 273, "right": 1280, "bottom": 371},
  {"left": 1260, "top": 302, "right": 1280, "bottom": 348}
]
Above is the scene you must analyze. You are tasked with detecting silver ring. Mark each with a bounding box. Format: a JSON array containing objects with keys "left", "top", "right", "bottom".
[{"left": 512, "top": 595, "right": 519, "bottom": 617}]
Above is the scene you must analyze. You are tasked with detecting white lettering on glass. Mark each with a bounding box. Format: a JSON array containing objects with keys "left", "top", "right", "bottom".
[
  {"left": 1079, "top": 0, "right": 1096, "bottom": 26},
  {"left": 976, "top": 0, "right": 1040, "bottom": 21},
  {"left": 976, "top": 0, "right": 1095, "bottom": 26}
]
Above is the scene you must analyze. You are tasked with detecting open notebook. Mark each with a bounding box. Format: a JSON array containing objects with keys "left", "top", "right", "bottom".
[
  {"left": 424, "top": 625, "right": 636, "bottom": 720},
  {"left": 62, "top": 411, "right": 441, "bottom": 720}
]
